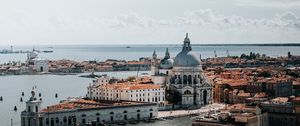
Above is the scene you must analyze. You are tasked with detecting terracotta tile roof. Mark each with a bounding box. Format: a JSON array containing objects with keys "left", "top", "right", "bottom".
[
  {"left": 271, "top": 97, "right": 289, "bottom": 103},
  {"left": 216, "top": 79, "right": 248, "bottom": 87},
  {"left": 105, "top": 84, "right": 161, "bottom": 90},
  {"left": 238, "top": 92, "right": 251, "bottom": 97},
  {"left": 41, "top": 99, "right": 153, "bottom": 113},
  {"left": 127, "top": 61, "right": 148, "bottom": 65},
  {"left": 253, "top": 92, "right": 267, "bottom": 98}
]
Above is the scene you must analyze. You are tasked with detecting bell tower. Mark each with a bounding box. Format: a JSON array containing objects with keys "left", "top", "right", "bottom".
[
  {"left": 21, "top": 88, "right": 42, "bottom": 126},
  {"left": 151, "top": 50, "right": 159, "bottom": 75}
]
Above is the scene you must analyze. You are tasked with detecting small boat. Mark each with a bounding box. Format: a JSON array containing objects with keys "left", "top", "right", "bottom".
[
  {"left": 129, "top": 120, "right": 138, "bottom": 124},
  {"left": 20, "top": 97, "right": 23, "bottom": 102},
  {"left": 141, "top": 73, "right": 148, "bottom": 75},
  {"left": 42, "top": 50, "right": 54, "bottom": 53},
  {"left": 117, "top": 121, "right": 127, "bottom": 125},
  {"left": 149, "top": 119, "right": 155, "bottom": 123},
  {"left": 14, "top": 106, "right": 17, "bottom": 111},
  {"left": 79, "top": 72, "right": 102, "bottom": 78},
  {"left": 126, "top": 46, "right": 131, "bottom": 48}
]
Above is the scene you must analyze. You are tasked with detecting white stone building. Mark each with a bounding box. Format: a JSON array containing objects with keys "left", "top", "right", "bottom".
[
  {"left": 87, "top": 76, "right": 165, "bottom": 104},
  {"left": 151, "top": 33, "right": 213, "bottom": 108},
  {"left": 21, "top": 90, "right": 158, "bottom": 126},
  {"left": 27, "top": 50, "right": 49, "bottom": 72}
]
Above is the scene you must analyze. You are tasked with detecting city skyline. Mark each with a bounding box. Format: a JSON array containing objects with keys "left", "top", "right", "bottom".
[{"left": 0, "top": 0, "right": 299, "bottom": 45}]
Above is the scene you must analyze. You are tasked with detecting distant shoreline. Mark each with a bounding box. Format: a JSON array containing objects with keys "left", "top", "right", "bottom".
[
  {"left": 1, "top": 43, "right": 300, "bottom": 47},
  {"left": 192, "top": 43, "right": 300, "bottom": 46}
]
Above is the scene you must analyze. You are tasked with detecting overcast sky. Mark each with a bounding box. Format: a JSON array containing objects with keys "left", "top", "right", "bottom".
[{"left": 0, "top": 0, "right": 299, "bottom": 45}]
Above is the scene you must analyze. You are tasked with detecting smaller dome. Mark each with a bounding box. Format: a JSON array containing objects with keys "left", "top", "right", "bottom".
[{"left": 160, "top": 58, "right": 174, "bottom": 69}]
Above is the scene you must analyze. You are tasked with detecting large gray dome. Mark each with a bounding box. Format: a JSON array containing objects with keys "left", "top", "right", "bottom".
[{"left": 174, "top": 50, "right": 201, "bottom": 67}]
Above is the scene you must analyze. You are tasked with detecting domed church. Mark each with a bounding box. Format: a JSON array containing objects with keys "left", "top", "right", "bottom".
[{"left": 151, "top": 33, "right": 212, "bottom": 108}]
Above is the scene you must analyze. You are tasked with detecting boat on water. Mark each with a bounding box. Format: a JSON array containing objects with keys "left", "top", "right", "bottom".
[
  {"left": 126, "top": 46, "right": 131, "bottom": 48},
  {"left": 141, "top": 73, "right": 148, "bottom": 75},
  {"left": 42, "top": 50, "right": 54, "bottom": 53},
  {"left": 79, "top": 72, "right": 102, "bottom": 78}
]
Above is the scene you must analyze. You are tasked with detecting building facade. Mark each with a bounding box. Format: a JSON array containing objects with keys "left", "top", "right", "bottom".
[
  {"left": 87, "top": 75, "right": 165, "bottom": 104},
  {"left": 21, "top": 90, "right": 158, "bottom": 126},
  {"left": 27, "top": 50, "right": 49, "bottom": 72}
]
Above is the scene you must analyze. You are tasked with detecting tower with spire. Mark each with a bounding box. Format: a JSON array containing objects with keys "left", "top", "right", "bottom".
[
  {"left": 151, "top": 50, "right": 159, "bottom": 75},
  {"left": 21, "top": 88, "right": 42, "bottom": 126}
]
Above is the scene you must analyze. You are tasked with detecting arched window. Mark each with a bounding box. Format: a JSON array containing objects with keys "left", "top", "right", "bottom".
[
  {"left": 188, "top": 75, "right": 192, "bottom": 84},
  {"left": 63, "top": 117, "right": 67, "bottom": 123},
  {"left": 149, "top": 108, "right": 153, "bottom": 111},
  {"left": 50, "top": 118, "right": 54, "bottom": 126},
  {"left": 81, "top": 114, "right": 86, "bottom": 117},
  {"left": 137, "top": 110, "right": 140, "bottom": 112},
  {"left": 96, "top": 113, "right": 100, "bottom": 116},
  {"left": 55, "top": 117, "right": 59, "bottom": 123},
  {"left": 123, "top": 110, "right": 127, "bottom": 113},
  {"left": 183, "top": 75, "right": 187, "bottom": 84},
  {"left": 46, "top": 118, "right": 49, "bottom": 124},
  {"left": 184, "top": 90, "right": 192, "bottom": 95},
  {"left": 110, "top": 112, "right": 114, "bottom": 114}
]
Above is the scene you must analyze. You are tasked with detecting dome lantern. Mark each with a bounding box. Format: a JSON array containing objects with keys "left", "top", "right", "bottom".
[{"left": 174, "top": 33, "right": 201, "bottom": 67}]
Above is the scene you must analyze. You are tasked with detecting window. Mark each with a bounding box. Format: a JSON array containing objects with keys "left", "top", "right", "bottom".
[
  {"left": 63, "top": 117, "right": 67, "bottom": 123},
  {"left": 35, "top": 106, "right": 38, "bottom": 112},
  {"left": 55, "top": 118, "right": 59, "bottom": 123},
  {"left": 111, "top": 116, "right": 114, "bottom": 121},
  {"left": 82, "top": 119, "right": 86, "bottom": 124},
  {"left": 137, "top": 114, "right": 140, "bottom": 120}
]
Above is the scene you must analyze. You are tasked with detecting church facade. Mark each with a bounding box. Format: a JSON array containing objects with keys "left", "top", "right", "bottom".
[{"left": 151, "top": 33, "right": 213, "bottom": 108}]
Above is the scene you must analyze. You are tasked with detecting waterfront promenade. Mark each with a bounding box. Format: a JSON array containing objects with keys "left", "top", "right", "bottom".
[{"left": 158, "top": 103, "right": 225, "bottom": 118}]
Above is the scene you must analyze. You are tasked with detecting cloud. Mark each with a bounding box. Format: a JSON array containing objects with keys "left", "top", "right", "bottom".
[
  {"left": 0, "top": 9, "right": 299, "bottom": 44},
  {"left": 234, "top": 0, "right": 300, "bottom": 7}
]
